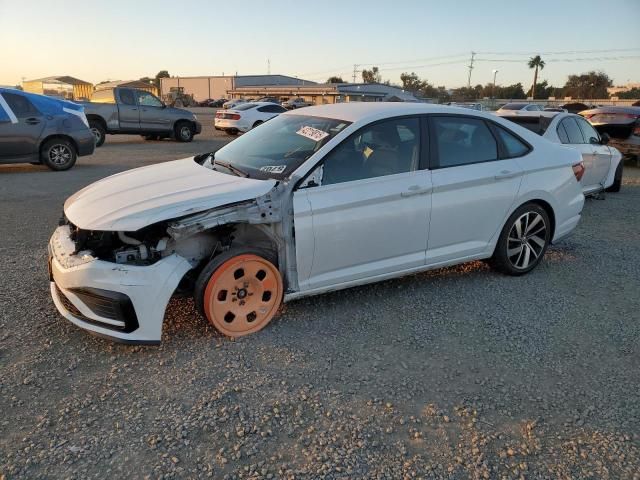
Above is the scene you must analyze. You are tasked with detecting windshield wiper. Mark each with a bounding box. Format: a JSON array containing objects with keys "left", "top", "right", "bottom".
[{"left": 213, "top": 160, "right": 250, "bottom": 178}]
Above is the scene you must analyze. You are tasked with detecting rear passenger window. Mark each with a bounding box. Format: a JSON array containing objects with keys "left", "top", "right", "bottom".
[
  {"left": 556, "top": 123, "right": 570, "bottom": 143},
  {"left": 2, "top": 92, "right": 39, "bottom": 117},
  {"left": 494, "top": 126, "right": 530, "bottom": 157},
  {"left": 432, "top": 117, "right": 498, "bottom": 168},
  {"left": 560, "top": 118, "right": 584, "bottom": 144},
  {"left": 119, "top": 89, "right": 135, "bottom": 106}
]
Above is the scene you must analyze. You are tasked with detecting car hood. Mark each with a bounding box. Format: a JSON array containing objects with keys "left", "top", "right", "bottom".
[{"left": 64, "top": 157, "right": 277, "bottom": 231}]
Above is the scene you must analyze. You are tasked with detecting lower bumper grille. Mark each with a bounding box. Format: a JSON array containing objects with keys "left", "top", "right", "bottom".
[{"left": 54, "top": 284, "right": 139, "bottom": 333}]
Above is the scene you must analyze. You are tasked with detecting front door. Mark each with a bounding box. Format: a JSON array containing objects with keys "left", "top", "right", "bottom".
[
  {"left": 116, "top": 88, "right": 140, "bottom": 131},
  {"left": 0, "top": 91, "right": 46, "bottom": 161},
  {"left": 426, "top": 115, "right": 524, "bottom": 264},
  {"left": 136, "top": 90, "right": 172, "bottom": 132},
  {"left": 293, "top": 117, "right": 431, "bottom": 291}
]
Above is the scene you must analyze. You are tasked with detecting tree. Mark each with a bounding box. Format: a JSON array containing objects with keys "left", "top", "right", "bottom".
[
  {"left": 326, "top": 76, "right": 344, "bottom": 84},
  {"left": 154, "top": 70, "right": 170, "bottom": 90},
  {"left": 528, "top": 55, "right": 545, "bottom": 99},
  {"left": 563, "top": 71, "right": 612, "bottom": 99},
  {"left": 526, "top": 80, "right": 556, "bottom": 99},
  {"left": 400, "top": 72, "right": 427, "bottom": 92},
  {"left": 362, "top": 66, "right": 381, "bottom": 83}
]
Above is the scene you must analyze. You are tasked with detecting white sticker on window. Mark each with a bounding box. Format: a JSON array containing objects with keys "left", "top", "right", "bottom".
[
  {"left": 260, "top": 165, "right": 287, "bottom": 174},
  {"left": 296, "top": 126, "right": 330, "bottom": 142}
]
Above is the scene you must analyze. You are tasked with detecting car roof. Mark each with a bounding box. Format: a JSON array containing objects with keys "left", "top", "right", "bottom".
[{"left": 284, "top": 102, "right": 492, "bottom": 123}]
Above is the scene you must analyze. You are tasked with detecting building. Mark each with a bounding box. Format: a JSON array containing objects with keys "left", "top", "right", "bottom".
[
  {"left": 94, "top": 80, "right": 158, "bottom": 95},
  {"left": 160, "top": 75, "right": 316, "bottom": 102},
  {"left": 607, "top": 82, "right": 640, "bottom": 96},
  {"left": 227, "top": 82, "right": 421, "bottom": 105},
  {"left": 22, "top": 76, "right": 93, "bottom": 100}
]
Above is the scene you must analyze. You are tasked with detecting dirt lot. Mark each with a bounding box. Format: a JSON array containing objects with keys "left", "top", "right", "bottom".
[{"left": 1, "top": 115, "right": 639, "bottom": 479}]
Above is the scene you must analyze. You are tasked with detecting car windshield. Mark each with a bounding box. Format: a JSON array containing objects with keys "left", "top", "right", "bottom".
[
  {"left": 208, "top": 114, "right": 351, "bottom": 180},
  {"left": 500, "top": 103, "right": 526, "bottom": 110}
]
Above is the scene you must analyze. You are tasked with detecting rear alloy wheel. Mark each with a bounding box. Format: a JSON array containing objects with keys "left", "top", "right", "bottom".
[
  {"left": 175, "top": 122, "right": 194, "bottom": 142},
  {"left": 491, "top": 203, "right": 550, "bottom": 275},
  {"left": 195, "top": 250, "right": 283, "bottom": 337},
  {"left": 41, "top": 138, "right": 77, "bottom": 171}
]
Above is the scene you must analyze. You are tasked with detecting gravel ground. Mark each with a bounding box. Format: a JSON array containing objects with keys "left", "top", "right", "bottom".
[{"left": 1, "top": 121, "right": 639, "bottom": 479}]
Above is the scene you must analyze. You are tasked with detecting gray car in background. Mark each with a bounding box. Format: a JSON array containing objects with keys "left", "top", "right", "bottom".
[
  {"left": 0, "top": 88, "right": 95, "bottom": 171},
  {"left": 80, "top": 87, "right": 202, "bottom": 147}
]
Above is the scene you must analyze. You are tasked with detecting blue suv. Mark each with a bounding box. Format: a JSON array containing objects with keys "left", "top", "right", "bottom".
[{"left": 0, "top": 88, "right": 95, "bottom": 171}]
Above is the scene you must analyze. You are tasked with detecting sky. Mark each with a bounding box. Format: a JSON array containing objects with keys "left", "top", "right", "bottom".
[{"left": 1, "top": 0, "right": 639, "bottom": 89}]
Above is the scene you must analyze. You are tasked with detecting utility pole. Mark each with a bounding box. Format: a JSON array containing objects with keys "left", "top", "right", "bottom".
[
  {"left": 267, "top": 59, "right": 271, "bottom": 75},
  {"left": 352, "top": 64, "right": 360, "bottom": 83},
  {"left": 467, "top": 51, "right": 476, "bottom": 88}
]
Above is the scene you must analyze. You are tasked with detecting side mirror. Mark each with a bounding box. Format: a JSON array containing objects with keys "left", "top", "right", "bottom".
[{"left": 600, "top": 132, "right": 610, "bottom": 145}]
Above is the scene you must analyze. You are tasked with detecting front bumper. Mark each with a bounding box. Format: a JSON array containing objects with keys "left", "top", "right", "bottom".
[
  {"left": 48, "top": 225, "right": 192, "bottom": 343},
  {"left": 75, "top": 128, "right": 96, "bottom": 157}
]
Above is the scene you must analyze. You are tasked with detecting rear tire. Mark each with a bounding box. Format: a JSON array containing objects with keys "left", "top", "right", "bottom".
[
  {"left": 605, "top": 161, "right": 623, "bottom": 192},
  {"left": 490, "top": 203, "right": 551, "bottom": 276},
  {"left": 252, "top": 120, "right": 263, "bottom": 129},
  {"left": 41, "top": 138, "right": 77, "bottom": 171},
  {"left": 175, "top": 122, "right": 194, "bottom": 142},
  {"left": 89, "top": 121, "right": 106, "bottom": 147}
]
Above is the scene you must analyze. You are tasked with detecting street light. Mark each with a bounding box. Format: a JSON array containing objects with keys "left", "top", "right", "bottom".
[{"left": 491, "top": 69, "right": 499, "bottom": 99}]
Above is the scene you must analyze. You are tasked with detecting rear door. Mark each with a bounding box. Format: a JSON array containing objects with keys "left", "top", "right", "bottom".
[
  {"left": 575, "top": 116, "right": 611, "bottom": 187},
  {"left": 0, "top": 91, "right": 46, "bottom": 160},
  {"left": 116, "top": 89, "right": 140, "bottom": 130},
  {"left": 557, "top": 117, "right": 600, "bottom": 191},
  {"left": 136, "top": 90, "right": 172, "bottom": 132},
  {"left": 426, "top": 115, "right": 526, "bottom": 265}
]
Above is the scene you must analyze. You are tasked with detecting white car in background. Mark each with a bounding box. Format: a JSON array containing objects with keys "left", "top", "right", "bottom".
[
  {"left": 215, "top": 102, "right": 287, "bottom": 135},
  {"left": 501, "top": 112, "right": 623, "bottom": 194},
  {"left": 495, "top": 102, "right": 544, "bottom": 116},
  {"left": 49, "top": 103, "right": 584, "bottom": 344}
]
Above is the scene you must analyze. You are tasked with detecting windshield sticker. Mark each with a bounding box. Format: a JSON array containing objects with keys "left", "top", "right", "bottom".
[
  {"left": 296, "top": 126, "right": 330, "bottom": 142},
  {"left": 260, "top": 165, "right": 287, "bottom": 174}
]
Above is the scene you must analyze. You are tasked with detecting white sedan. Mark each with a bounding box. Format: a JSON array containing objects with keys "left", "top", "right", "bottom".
[
  {"left": 495, "top": 102, "right": 545, "bottom": 116},
  {"left": 500, "top": 112, "right": 623, "bottom": 194},
  {"left": 49, "top": 103, "right": 585, "bottom": 344},
  {"left": 215, "top": 102, "right": 287, "bottom": 135}
]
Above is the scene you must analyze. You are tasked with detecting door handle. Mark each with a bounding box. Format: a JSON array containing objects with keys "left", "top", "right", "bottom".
[
  {"left": 401, "top": 185, "right": 432, "bottom": 197},
  {"left": 494, "top": 170, "right": 519, "bottom": 180},
  {"left": 25, "top": 117, "right": 40, "bottom": 125}
]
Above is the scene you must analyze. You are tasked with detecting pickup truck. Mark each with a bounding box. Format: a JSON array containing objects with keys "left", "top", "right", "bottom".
[{"left": 80, "top": 87, "right": 201, "bottom": 147}]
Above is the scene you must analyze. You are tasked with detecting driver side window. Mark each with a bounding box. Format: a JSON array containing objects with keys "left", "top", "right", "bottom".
[
  {"left": 137, "top": 91, "right": 163, "bottom": 107},
  {"left": 318, "top": 117, "right": 420, "bottom": 186}
]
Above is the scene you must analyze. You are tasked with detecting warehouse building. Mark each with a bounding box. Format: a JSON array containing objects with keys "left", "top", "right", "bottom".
[
  {"left": 22, "top": 76, "right": 93, "bottom": 100},
  {"left": 94, "top": 80, "right": 158, "bottom": 95},
  {"left": 159, "top": 74, "right": 316, "bottom": 102},
  {"left": 228, "top": 82, "right": 421, "bottom": 105}
]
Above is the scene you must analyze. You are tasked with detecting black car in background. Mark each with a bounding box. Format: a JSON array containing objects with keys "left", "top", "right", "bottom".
[{"left": 0, "top": 89, "right": 95, "bottom": 170}]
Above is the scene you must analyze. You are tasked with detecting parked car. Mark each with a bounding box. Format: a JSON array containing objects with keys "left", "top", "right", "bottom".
[
  {"left": 255, "top": 97, "right": 280, "bottom": 104},
  {"left": 209, "top": 98, "right": 228, "bottom": 108},
  {"left": 0, "top": 88, "right": 94, "bottom": 170},
  {"left": 214, "top": 102, "right": 287, "bottom": 135},
  {"left": 446, "top": 102, "right": 483, "bottom": 111},
  {"left": 282, "top": 97, "right": 312, "bottom": 109},
  {"left": 543, "top": 106, "right": 568, "bottom": 112},
  {"left": 495, "top": 103, "right": 544, "bottom": 115},
  {"left": 580, "top": 106, "right": 640, "bottom": 162},
  {"left": 223, "top": 99, "right": 247, "bottom": 110},
  {"left": 500, "top": 112, "right": 623, "bottom": 194},
  {"left": 49, "top": 103, "right": 585, "bottom": 343},
  {"left": 79, "top": 87, "right": 201, "bottom": 147},
  {"left": 562, "top": 102, "right": 592, "bottom": 114}
]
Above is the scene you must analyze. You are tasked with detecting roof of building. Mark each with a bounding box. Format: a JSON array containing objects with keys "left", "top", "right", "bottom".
[
  {"left": 336, "top": 83, "right": 419, "bottom": 102},
  {"left": 234, "top": 75, "right": 316, "bottom": 87},
  {"left": 25, "top": 75, "right": 92, "bottom": 86}
]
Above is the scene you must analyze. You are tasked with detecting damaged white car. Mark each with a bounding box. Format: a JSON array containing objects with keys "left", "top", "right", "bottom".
[{"left": 49, "top": 103, "right": 585, "bottom": 344}]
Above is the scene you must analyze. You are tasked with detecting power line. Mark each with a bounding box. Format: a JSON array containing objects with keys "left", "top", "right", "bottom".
[
  {"left": 477, "top": 48, "right": 640, "bottom": 56},
  {"left": 476, "top": 55, "right": 640, "bottom": 63}
]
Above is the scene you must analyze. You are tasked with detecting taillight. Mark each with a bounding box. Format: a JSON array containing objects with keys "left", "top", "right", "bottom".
[
  {"left": 228, "top": 114, "right": 241, "bottom": 120},
  {"left": 572, "top": 162, "right": 585, "bottom": 182},
  {"left": 215, "top": 111, "right": 223, "bottom": 118}
]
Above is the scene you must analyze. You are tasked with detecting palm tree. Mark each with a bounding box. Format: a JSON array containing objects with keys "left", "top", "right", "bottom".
[{"left": 528, "top": 55, "right": 545, "bottom": 99}]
